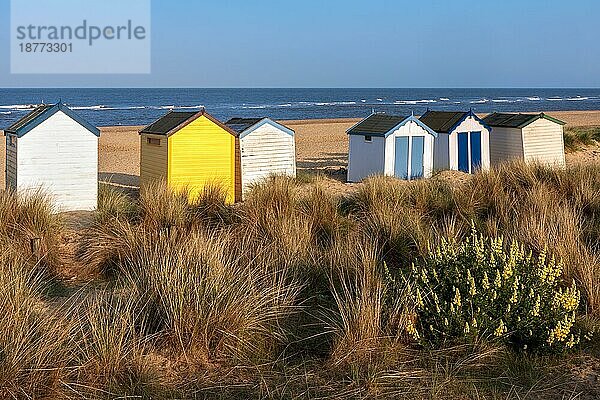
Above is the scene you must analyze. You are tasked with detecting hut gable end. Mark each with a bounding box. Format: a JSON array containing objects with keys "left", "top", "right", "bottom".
[
  {"left": 521, "top": 118, "right": 566, "bottom": 167},
  {"left": 14, "top": 109, "right": 99, "bottom": 211},
  {"left": 5, "top": 102, "right": 100, "bottom": 138},
  {"left": 166, "top": 115, "right": 238, "bottom": 203},
  {"left": 231, "top": 118, "right": 296, "bottom": 196}
]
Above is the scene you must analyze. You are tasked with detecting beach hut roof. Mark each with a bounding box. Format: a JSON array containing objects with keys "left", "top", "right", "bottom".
[
  {"left": 347, "top": 113, "right": 437, "bottom": 137},
  {"left": 482, "top": 112, "right": 566, "bottom": 128},
  {"left": 225, "top": 118, "right": 266, "bottom": 134},
  {"left": 224, "top": 117, "right": 295, "bottom": 138},
  {"left": 140, "top": 109, "right": 238, "bottom": 137},
  {"left": 5, "top": 102, "right": 100, "bottom": 138},
  {"left": 419, "top": 110, "right": 490, "bottom": 134}
]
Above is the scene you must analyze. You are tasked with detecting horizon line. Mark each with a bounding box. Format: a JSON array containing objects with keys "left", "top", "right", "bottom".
[{"left": 2, "top": 86, "right": 600, "bottom": 90}]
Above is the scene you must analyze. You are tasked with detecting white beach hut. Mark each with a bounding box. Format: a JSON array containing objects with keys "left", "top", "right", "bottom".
[
  {"left": 4, "top": 102, "right": 100, "bottom": 211},
  {"left": 419, "top": 110, "right": 491, "bottom": 173},
  {"left": 482, "top": 112, "right": 566, "bottom": 168},
  {"left": 346, "top": 113, "right": 438, "bottom": 182},
  {"left": 225, "top": 117, "right": 296, "bottom": 196}
]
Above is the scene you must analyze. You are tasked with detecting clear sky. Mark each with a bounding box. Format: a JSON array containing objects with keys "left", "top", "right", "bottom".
[{"left": 1, "top": 0, "right": 599, "bottom": 88}]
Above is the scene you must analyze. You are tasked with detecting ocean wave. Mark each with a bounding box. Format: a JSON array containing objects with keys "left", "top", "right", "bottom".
[
  {"left": 0, "top": 111, "right": 11, "bottom": 115},
  {"left": 241, "top": 101, "right": 358, "bottom": 109},
  {"left": 527, "top": 97, "right": 541, "bottom": 101},
  {"left": 70, "top": 105, "right": 107, "bottom": 110},
  {"left": 546, "top": 97, "right": 563, "bottom": 101},
  {"left": 71, "top": 105, "right": 150, "bottom": 111},
  {"left": 376, "top": 98, "right": 383, "bottom": 102},
  {"left": 174, "top": 105, "right": 204, "bottom": 110},
  {"left": 315, "top": 101, "right": 357, "bottom": 106},
  {"left": 153, "top": 105, "right": 204, "bottom": 110},
  {"left": 71, "top": 104, "right": 206, "bottom": 111},
  {"left": 440, "top": 98, "right": 450, "bottom": 101},
  {"left": 566, "top": 96, "right": 589, "bottom": 101},
  {"left": 492, "top": 99, "right": 514, "bottom": 103},
  {"left": 394, "top": 99, "right": 437, "bottom": 105},
  {"left": 0, "top": 104, "right": 41, "bottom": 110},
  {"left": 241, "top": 105, "right": 267, "bottom": 109},
  {"left": 470, "top": 99, "right": 488, "bottom": 104}
]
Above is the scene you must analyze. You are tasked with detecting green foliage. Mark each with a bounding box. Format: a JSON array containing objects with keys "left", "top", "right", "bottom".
[{"left": 404, "top": 226, "right": 582, "bottom": 351}]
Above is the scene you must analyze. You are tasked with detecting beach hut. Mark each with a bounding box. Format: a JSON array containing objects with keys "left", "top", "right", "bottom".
[
  {"left": 482, "top": 112, "right": 566, "bottom": 167},
  {"left": 139, "top": 109, "right": 241, "bottom": 203},
  {"left": 346, "top": 113, "right": 438, "bottom": 182},
  {"left": 225, "top": 117, "right": 296, "bottom": 196},
  {"left": 4, "top": 102, "right": 100, "bottom": 211},
  {"left": 419, "top": 110, "right": 491, "bottom": 173}
]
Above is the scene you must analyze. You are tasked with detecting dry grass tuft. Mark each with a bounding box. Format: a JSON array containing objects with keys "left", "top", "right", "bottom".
[{"left": 0, "top": 250, "right": 72, "bottom": 399}]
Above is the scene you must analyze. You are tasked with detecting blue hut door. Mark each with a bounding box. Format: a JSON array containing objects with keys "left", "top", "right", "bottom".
[
  {"left": 458, "top": 133, "right": 469, "bottom": 173},
  {"left": 457, "top": 132, "right": 482, "bottom": 173},
  {"left": 470, "top": 131, "right": 482, "bottom": 172},
  {"left": 394, "top": 137, "right": 409, "bottom": 179},
  {"left": 410, "top": 136, "right": 424, "bottom": 179}
]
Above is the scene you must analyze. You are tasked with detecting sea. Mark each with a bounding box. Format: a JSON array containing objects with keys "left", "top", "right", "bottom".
[{"left": 1, "top": 88, "right": 600, "bottom": 127}]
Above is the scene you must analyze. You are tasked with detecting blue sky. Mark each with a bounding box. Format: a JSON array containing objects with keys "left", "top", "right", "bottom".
[{"left": 1, "top": 0, "right": 599, "bottom": 88}]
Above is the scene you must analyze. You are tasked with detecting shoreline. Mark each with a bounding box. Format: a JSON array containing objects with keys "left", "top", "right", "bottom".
[
  {"left": 95, "top": 110, "right": 600, "bottom": 129},
  {"left": 280, "top": 110, "right": 600, "bottom": 127}
]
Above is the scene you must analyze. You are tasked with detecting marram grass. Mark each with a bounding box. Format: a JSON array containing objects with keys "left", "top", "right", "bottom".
[{"left": 5, "top": 163, "right": 600, "bottom": 398}]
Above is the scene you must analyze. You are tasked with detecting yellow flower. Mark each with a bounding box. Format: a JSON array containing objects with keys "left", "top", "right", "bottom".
[
  {"left": 468, "top": 270, "right": 477, "bottom": 296},
  {"left": 406, "top": 321, "right": 420, "bottom": 340},
  {"left": 494, "top": 320, "right": 507, "bottom": 337},
  {"left": 503, "top": 261, "right": 513, "bottom": 280},
  {"left": 547, "top": 313, "right": 575, "bottom": 345},
  {"left": 510, "top": 277, "right": 519, "bottom": 303},
  {"left": 453, "top": 287, "right": 462, "bottom": 308},
  {"left": 553, "top": 282, "right": 580, "bottom": 312},
  {"left": 494, "top": 269, "right": 502, "bottom": 288},
  {"left": 416, "top": 288, "right": 424, "bottom": 309},
  {"left": 531, "top": 295, "right": 540, "bottom": 317},
  {"left": 482, "top": 273, "right": 490, "bottom": 291},
  {"left": 420, "top": 269, "right": 429, "bottom": 284}
]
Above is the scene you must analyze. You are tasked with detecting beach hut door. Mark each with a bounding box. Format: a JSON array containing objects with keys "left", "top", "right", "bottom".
[
  {"left": 394, "top": 137, "right": 409, "bottom": 179},
  {"left": 410, "top": 136, "right": 424, "bottom": 179},
  {"left": 470, "top": 132, "right": 482, "bottom": 172},
  {"left": 458, "top": 132, "right": 482, "bottom": 173},
  {"left": 394, "top": 136, "right": 424, "bottom": 180}
]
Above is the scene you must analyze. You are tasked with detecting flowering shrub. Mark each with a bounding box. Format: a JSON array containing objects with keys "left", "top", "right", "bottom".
[{"left": 402, "top": 227, "right": 582, "bottom": 351}]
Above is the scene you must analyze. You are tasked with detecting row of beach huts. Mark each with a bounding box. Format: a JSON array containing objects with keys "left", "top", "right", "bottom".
[{"left": 3, "top": 101, "right": 567, "bottom": 211}]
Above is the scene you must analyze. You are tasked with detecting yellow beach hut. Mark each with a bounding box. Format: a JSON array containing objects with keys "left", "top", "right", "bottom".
[{"left": 139, "top": 109, "right": 241, "bottom": 203}]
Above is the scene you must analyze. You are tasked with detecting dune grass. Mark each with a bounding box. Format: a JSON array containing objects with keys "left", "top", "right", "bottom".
[
  {"left": 564, "top": 126, "right": 600, "bottom": 151},
  {"left": 5, "top": 164, "right": 600, "bottom": 398}
]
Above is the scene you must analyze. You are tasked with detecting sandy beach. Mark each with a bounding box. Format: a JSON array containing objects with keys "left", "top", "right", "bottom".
[{"left": 2, "top": 110, "right": 600, "bottom": 190}]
